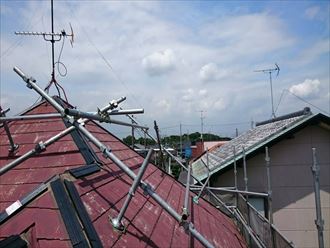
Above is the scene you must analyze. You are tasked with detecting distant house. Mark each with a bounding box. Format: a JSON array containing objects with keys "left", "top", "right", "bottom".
[
  {"left": 191, "top": 140, "right": 228, "bottom": 160},
  {"left": 191, "top": 107, "right": 330, "bottom": 248}
]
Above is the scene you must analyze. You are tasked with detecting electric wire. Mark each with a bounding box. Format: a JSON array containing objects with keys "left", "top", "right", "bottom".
[
  {"left": 285, "top": 89, "right": 329, "bottom": 115},
  {"left": 55, "top": 35, "right": 68, "bottom": 77},
  {"left": 274, "top": 89, "right": 287, "bottom": 115},
  {"left": 64, "top": 0, "right": 143, "bottom": 109}
]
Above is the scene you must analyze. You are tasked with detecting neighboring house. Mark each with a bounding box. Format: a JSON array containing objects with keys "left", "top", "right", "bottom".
[
  {"left": 191, "top": 141, "right": 228, "bottom": 160},
  {"left": 0, "top": 98, "right": 247, "bottom": 247},
  {"left": 192, "top": 107, "right": 330, "bottom": 248}
]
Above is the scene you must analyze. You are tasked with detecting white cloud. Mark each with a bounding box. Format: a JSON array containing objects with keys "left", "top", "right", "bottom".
[
  {"left": 213, "top": 98, "right": 227, "bottom": 111},
  {"left": 199, "top": 63, "right": 227, "bottom": 82},
  {"left": 201, "top": 13, "right": 294, "bottom": 58},
  {"left": 305, "top": 6, "right": 320, "bottom": 20},
  {"left": 142, "top": 49, "right": 176, "bottom": 76},
  {"left": 156, "top": 99, "right": 171, "bottom": 112},
  {"left": 289, "top": 79, "right": 321, "bottom": 98},
  {"left": 182, "top": 88, "right": 194, "bottom": 102},
  {"left": 198, "top": 89, "right": 208, "bottom": 97}
]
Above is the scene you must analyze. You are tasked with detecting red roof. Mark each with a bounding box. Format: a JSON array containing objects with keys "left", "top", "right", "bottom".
[{"left": 0, "top": 100, "right": 246, "bottom": 247}]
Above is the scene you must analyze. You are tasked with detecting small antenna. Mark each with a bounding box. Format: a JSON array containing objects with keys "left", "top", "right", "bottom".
[
  {"left": 254, "top": 63, "right": 280, "bottom": 119},
  {"left": 14, "top": 0, "right": 74, "bottom": 99}
]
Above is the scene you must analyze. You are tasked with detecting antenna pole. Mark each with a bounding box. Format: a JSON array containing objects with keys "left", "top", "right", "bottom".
[
  {"left": 50, "top": 0, "right": 55, "bottom": 82},
  {"left": 254, "top": 63, "right": 280, "bottom": 119},
  {"left": 269, "top": 71, "right": 275, "bottom": 118}
]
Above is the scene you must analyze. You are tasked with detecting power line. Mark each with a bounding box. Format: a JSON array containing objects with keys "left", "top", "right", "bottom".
[
  {"left": 285, "top": 89, "right": 329, "bottom": 115},
  {"left": 65, "top": 0, "right": 143, "bottom": 110}
]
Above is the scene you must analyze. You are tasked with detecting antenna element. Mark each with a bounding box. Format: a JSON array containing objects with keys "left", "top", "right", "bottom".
[{"left": 254, "top": 63, "right": 280, "bottom": 118}]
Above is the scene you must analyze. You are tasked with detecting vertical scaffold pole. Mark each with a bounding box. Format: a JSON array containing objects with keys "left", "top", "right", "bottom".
[
  {"left": 243, "top": 147, "right": 248, "bottom": 192},
  {"left": 233, "top": 146, "right": 238, "bottom": 189},
  {"left": 182, "top": 163, "right": 191, "bottom": 221},
  {"left": 265, "top": 147, "right": 273, "bottom": 224},
  {"left": 0, "top": 107, "right": 19, "bottom": 152},
  {"left": 311, "top": 148, "right": 324, "bottom": 248}
]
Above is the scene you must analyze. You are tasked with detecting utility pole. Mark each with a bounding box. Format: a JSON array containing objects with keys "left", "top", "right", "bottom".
[
  {"left": 198, "top": 110, "right": 206, "bottom": 151},
  {"left": 131, "top": 118, "right": 135, "bottom": 148},
  {"left": 254, "top": 63, "right": 280, "bottom": 119},
  {"left": 180, "top": 123, "right": 183, "bottom": 157}
]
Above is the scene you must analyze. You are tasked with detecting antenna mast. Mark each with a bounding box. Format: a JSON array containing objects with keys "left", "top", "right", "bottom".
[
  {"left": 14, "top": 0, "right": 74, "bottom": 99},
  {"left": 255, "top": 63, "right": 280, "bottom": 119}
]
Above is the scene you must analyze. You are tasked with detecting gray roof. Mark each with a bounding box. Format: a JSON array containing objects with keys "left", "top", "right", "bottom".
[{"left": 192, "top": 110, "right": 315, "bottom": 181}]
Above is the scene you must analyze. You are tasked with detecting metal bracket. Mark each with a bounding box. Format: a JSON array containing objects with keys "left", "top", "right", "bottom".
[
  {"left": 0, "top": 107, "right": 19, "bottom": 153},
  {"left": 35, "top": 141, "right": 46, "bottom": 154},
  {"left": 110, "top": 217, "right": 126, "bottom": 233}
]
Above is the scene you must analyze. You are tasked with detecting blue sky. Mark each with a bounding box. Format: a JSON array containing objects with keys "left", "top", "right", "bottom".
[{"left": 1, "top": 1, "right": 329, "bottom": 138}]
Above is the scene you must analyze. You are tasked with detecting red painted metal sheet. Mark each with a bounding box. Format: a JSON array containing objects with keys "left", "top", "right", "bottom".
[
  {"left": 169, "top": 185, "right": 189, "bottom": 248},
  {"left": 0, "top": 206, "right": 68, "bottom": 240},
  {"left": 25, "top": 102, "right": 58, "bottom": 115},
  {"left": 38, "top": 239, "right": 71, "bottom": 248},
  {"left": 0, "top": 101, "right": 247, "bottom": 248},
  {"left": 147, "top": 179, "right": 177, "bottom": 247},
  {"left": 0, "top": 130, "right": 72, "bottom": 146},
  {"left": 28, "top": 191, "right": 58, "bottom": 210},
  {"left": 0, "top": 183, "right": 40, "bottom": 211},
  {"left": 0, "top": 167, "right": 73, "bottom": 185}
]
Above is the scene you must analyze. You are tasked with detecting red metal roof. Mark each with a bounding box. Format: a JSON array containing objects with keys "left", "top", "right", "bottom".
[{"left": 0, "top": 100, "right": 247, "bottom": 247}]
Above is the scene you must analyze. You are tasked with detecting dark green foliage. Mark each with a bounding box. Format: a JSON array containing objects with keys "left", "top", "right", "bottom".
[{"left": 122, "top": 132, "right": 230, "bottom": 148}]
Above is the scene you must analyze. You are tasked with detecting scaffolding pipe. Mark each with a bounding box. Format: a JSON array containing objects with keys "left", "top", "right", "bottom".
[
  {"left": 15, "top": 71, "right": 214, "bottom": 248},
  {"left": 242, "top": 147, "right": 248, "bottom": 192},
  {"left": 160, "top": 146, "right": 231, "bottom": 214},
  {"left": 233, "top": 147, "right": 238, "bottom": 189},
  {"left": 64, "top": 108, "right": 148, "bottom": 129},
  {"left": 194, "top": 153, "right": 211, "bottom": 204},
  {"left": 0, "top": 107, "right": 19, "bottom": 152},
  {"left": 311, "top": 148, "right": 324, "bottom": 248},
  {"left": 191, "top": 187, "right": 268, "bottom": 197},
  {"left": 154, "top": 120, "right": 165, "bottom": 171},
  {"left": 233, "top": 209, "right": 265, "bottom": 248},
  {"left": 75, "top": 122, "right": 214, "bottom": 248},
  {"left": 124, "top": 115, "right": 232, "bottom": 215},
  {"left": 0, "top": 113, "right": 61, "bottom": 122},
  {"left": 182, "top": 164, "right": 191, "bottom": 220},
  {"left": 14, "top": 67, "right": 65, "bottom": 115},
  {"left": 265, "top": 147, "right": 273, "bottom": 224},
  {"left": 0, "top": 126, "right": 75, "bottom": 176},
  {"left": 2, "top": 122, "right": 18, "bottom": 152},
  {"left": 108, "top": 109, "right": 144, "bottom": 115},
  {"left": 111, "top": 149, "right": 153, "bottom": 231}
]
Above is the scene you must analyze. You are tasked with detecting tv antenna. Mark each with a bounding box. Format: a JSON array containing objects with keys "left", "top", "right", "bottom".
[
  {"left": 255, "top": 63, "right": 280, "bottom": 119},
  {"left": 15, "top": 0, "right": 74, "bottom": 101}
]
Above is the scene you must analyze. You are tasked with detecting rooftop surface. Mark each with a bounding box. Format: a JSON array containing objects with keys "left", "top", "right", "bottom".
[
  {"left": 0, "top": 100, "right": 246, "bottom": 247},
  {"left": 191, "top": 109, "right": 324, "bottom": 181}
]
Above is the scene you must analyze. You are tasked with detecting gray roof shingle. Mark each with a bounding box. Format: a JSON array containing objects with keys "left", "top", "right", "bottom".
[{"left": 192, "top": 112, "right": 313, "bottom": 181}]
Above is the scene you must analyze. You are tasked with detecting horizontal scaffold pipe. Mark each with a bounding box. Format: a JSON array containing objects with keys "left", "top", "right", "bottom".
[
  {"left": 0, "top": 113, "right": 62, "bottom": 123},
  {"left": 64, "top": 108, "right": 148, "bottom": 130},
  {"left": 190, "top": 187, "right": 269, "bottom": 197}
]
